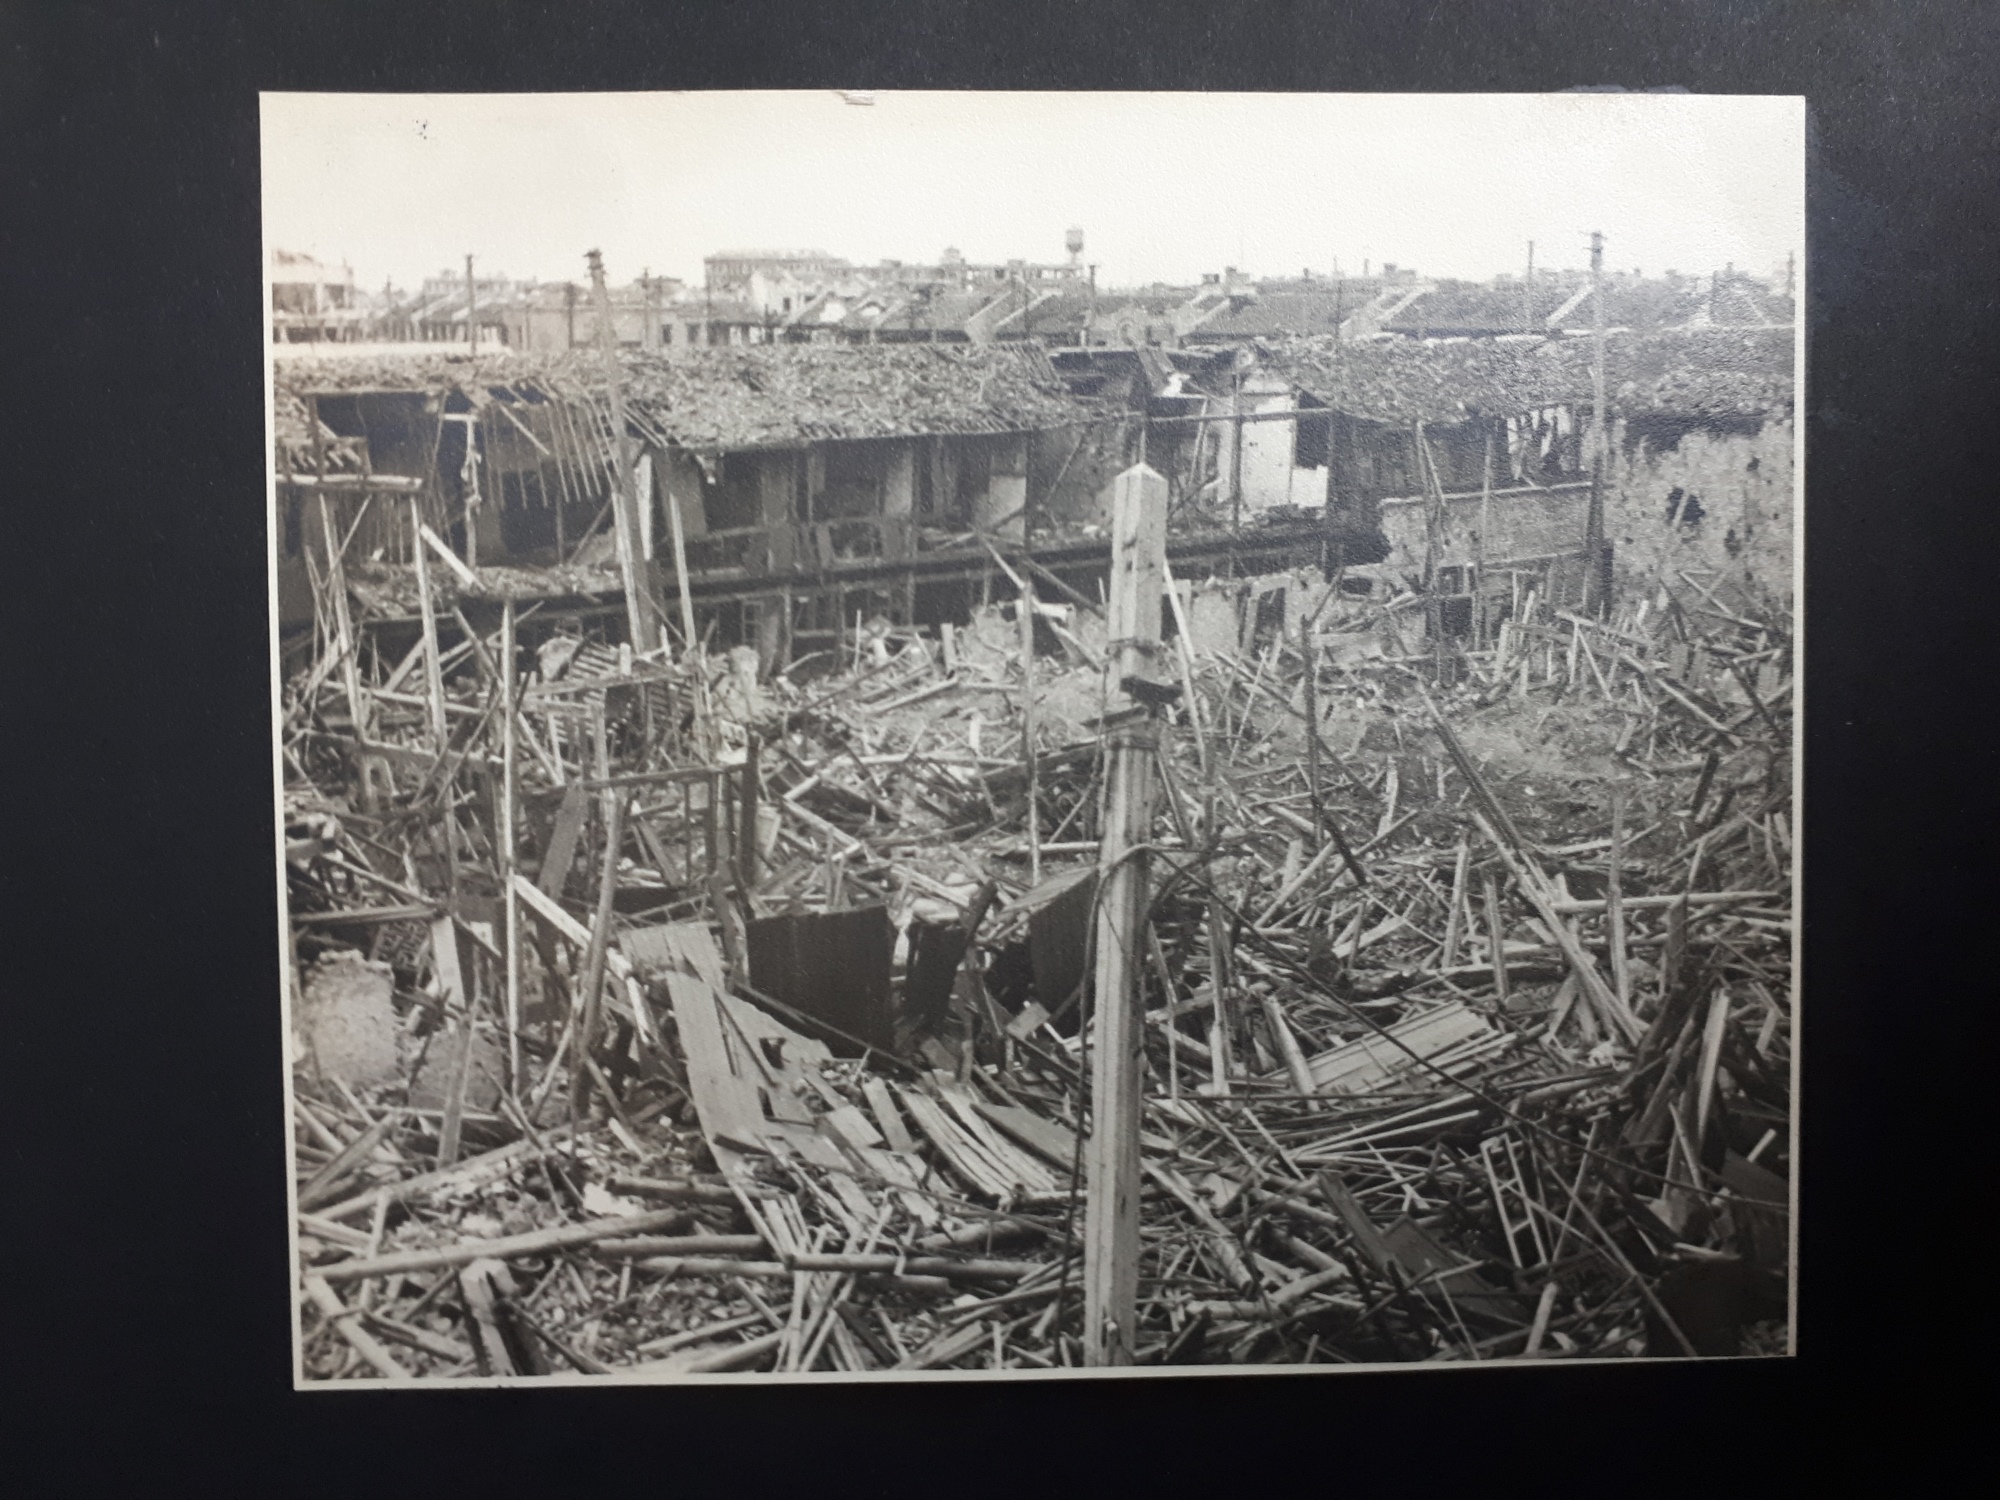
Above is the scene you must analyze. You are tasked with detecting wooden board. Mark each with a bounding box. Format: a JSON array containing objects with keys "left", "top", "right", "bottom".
[
  {"left": 973, "top": 1099, "right": 1079, "bottom": 1173},
  {"left": 1295, "top": 1002, "right": 1497, "bottom": 1094},
  {"left": 860, "top": 1076, "right": 918, "bottom": 1155},
  {"left": 621, "top": 920, "right": 729, "bottom": 992}
]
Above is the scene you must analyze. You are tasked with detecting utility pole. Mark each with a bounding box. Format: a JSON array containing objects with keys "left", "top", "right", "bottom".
[
  {"left": 1523, "top": 240, "right": 1534, "bottom": 334},
  {"left": 586, "top": 249, "right": 662, "bottom": 655},
  {"left": 1085, "top": 263, "right": 1097, "bottom": 349},
  {"left": 565, "top": 281, "right": 578, "bottom": 350},
  {"left": 1590, "top": 231, "right": 1607, "bottom": 468},
  {"left": 466, "top": 254, "right": 477, "bottom": 353},
  {"left": 1083, "top": 462, "right": 1167, "bottom": 1367},
  {"left": 1585, "top": 231, "right": 1609, "bottom": 615}
]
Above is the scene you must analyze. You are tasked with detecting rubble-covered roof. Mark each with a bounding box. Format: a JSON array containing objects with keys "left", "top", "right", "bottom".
[
  {"left": 1383, "top": 281, "right": 1578, "bottom": 336},
  {"left": 847, "top": 287, "right": 996, "bottom": 334},
  {"left": 1546, "top": 276, "right": 1790, "bottom": 335},
  {"left": 1185, "top": 290, "right": 1355, "bottom": 339},
  {"left": 1262, "top": 326, "right": 1794, "bottom": 426},
  {"left": 273, "top": 342, "right": 1097, "bottom": 457}
]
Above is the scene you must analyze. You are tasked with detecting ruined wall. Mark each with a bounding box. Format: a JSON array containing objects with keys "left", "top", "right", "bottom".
[
  {"left": 1241, "top": 386, "right": 1321, "bottom": 510},
  {"left": 1032, "top": 421, "right": 1132, "bottom": 531},
  {"left": 1379, "top": 483, "right": 1593, "bottom": 577},
  {"left": 1372, "top": 418, "right": 1793, "bottom": 606},
  {"left": 1603, "top": 418, "right": 1794, "bottom": 608}
]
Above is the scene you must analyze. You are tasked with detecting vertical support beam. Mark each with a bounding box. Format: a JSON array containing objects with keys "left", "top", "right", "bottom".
[
  {"left": 1083, "top": 462, "right": 1166, "bottom": 1368},
  {"left": 584, "top": 249, "right": 661, "bottom": 655},
  {"left": 1607, "top": 777, "right": 1630, "bottom": 1012},
  {"left": 1229, "top": 375, "right": 1245, "bottom": 535},
  {"left": 1586, "top": 231, "right": 1608, "bottom": 615},
  {"left": 737, "top": 731, "right": 761, "bottom": 891},
  {"left": 432, "top": 914, "right": 472, "bottom": 1167},
  {"left": 317, "top": 495, "right": 376, "bottom": 813},
  {"left": 1020, "top": 582, "right": 1040, "bottom": 885},
  {"left": 1301, "top": 611, "right": 1321, "bottom": 849},
  {"left": 571, "top": 705, "right": 623, "bottom": 1122},
  {"left": 663, "top": 450, "right": 700, "bottom": 655},
  {"left": 1523, "top": 240, "right": 1534, "bottom": 335},
  {"left": 501, "top": 600, "right": 521, "bottom": 1090},
  {"left": 410, "top": 496, "right": 449, "bottom": 752}
]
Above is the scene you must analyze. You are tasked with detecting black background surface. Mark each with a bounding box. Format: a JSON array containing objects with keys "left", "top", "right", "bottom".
[{"left": 5, "top": 2, "right": 1988, "bottom": 1489}]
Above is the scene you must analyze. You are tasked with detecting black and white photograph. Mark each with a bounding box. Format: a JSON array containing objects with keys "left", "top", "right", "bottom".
[{"left": 265, "top": 89, "right": 1802, "bottom": 1384}]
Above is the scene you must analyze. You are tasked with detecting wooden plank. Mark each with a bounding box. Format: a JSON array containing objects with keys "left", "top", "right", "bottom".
[
  {"left": 417, "top": 518, "right": 480, "bottom": 589},
  {"left": 973, "top": 1099, "right": 1078, "bottom": 1172},
  {"left": 1301, "top": 1003, "right": 1494, "bottom": 1093},
  {"left": 537, "top": 783, "right": 590, "bottom": 899},
  {"left": 318, "top": 1207, "right": 692, "bottom": 1283},
  {"left": 430, "top": 915, "right": 474, "bottom": 1168},
  {"left": 663, "top": 972, "right": 770, "bottom": 1159},
  {"left": 860, "top": 1076, "right": 917, "bottom": 1154},
  {"left": 409, "top": 496, "right": 450, "bottom": 751},
  {"left": 935, "top": 1086, "right": 1063, "bottom": 1196},
  {"left": 898, "top": 1087, "right": 1016, "bottom": 1202}
]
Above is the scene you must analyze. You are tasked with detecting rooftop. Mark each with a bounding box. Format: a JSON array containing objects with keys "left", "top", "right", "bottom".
[
  {"left": 1262, "top": 326, "right": 1795, "bottom": 426},
  {"left": 273, "top": 341, "right": 1097, "bottom": 457}
]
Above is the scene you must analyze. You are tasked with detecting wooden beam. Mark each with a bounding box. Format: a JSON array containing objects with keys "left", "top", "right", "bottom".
[
  {"left": 1083, "top": 462, "right": 1166, "bottom": 1367},
  {"left": 417, "top": 518, "right": 480, "bottom": 590},
  {"left": 432, "top": 915, "right": 474, "bottom": 1168},
  {"left": 409, "top": 497, "right": 450, "bottom": 751},
  {"left": 584, "top": 250, "right": 661, "bottom": 654},
  {"left": 316, "top": 495, "right": 377, "bottom": 813},
  {"left": 501, "top": 600, "right": 521, "bottom": 1089}
]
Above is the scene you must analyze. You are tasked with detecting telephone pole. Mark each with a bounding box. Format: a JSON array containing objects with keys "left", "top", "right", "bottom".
[
  {"left": 1523, "top": 240, "right": 1534, "bottom": 335},
  {"left": 466, "top": 254, "right": 477, "bottom": 353},
  {"left": 1585, "top": 231, "right": 1609, "bottom": 614},
  {"left": 1590, "top": 231, "right": 1607, "bottom": 469}
]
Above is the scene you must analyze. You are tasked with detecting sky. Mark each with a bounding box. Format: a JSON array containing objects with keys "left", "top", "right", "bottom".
[{"left": 262, "top": 91, "right": 1804, "bottom": 292}]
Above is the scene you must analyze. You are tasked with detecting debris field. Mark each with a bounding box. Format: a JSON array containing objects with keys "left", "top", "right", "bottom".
[{"left": 284, "top": 509, "right": 1793, "bottom": 1378}]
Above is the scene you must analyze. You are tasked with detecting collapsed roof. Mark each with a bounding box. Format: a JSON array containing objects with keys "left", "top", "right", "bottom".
[{"left": 273, "top": 342, "right": 1099, "bottom": 462}]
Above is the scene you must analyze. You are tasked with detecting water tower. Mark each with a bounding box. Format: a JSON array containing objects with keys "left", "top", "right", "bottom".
[{"left": 1065, "top": 226, "right": 1084, "bottom": 269}]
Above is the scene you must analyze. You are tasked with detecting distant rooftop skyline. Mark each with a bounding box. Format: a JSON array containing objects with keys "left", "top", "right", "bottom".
[{"left": 263, "top": 92, "right": 1803, "bottom": 295}]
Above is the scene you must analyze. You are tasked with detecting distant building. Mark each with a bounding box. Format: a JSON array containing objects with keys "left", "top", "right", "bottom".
[
  {"left": 704, "top": 250, "right": 853, "bottom": 315},
  {"left": 270, "top": 249, "right": 363, "bottom": 343}
]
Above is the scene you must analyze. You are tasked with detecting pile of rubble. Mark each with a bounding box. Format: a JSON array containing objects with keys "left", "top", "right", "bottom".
[{"left": 284, "top": 525, "right": 1792, "bottom": 1377}]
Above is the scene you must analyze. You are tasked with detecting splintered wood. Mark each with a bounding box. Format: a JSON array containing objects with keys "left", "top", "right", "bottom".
[{"left": 286, "top": 482, "right": 1792, "bottom": 1377}]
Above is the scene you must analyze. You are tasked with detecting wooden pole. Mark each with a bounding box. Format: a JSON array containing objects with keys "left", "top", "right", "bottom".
[
  {"left": 501, "top": 600, "right": 521, "bottom": 1090},
  {"left": 1476, "top": 425, "right": 1493, "bottom": 654},
  {"left": 1586, "top": 231, "right": 1608, "bottom": 614},
  {"left": 584, "top": 250, "right": 661, "bottom": 655},
  {"left": 1021, "top": 583, "right": 1040, "bottom": 884},
  {"left": 1083, "top": 462, "right": 1166, "bottom": 1368},
  {"left": 663, "top": 456, "right": 699, "bottom": 657},
  {"left": 1229, "top": 374, "right": 1245, "bottom": 535},
  {"left": 1301, "top": 611, "right": 1322, "bottom": 849},
  {"left": 316, "top": 494, "right": 377, "bottom": 812},
  {"left": 1523, "top": 240, "right": 1534, "bottom": 334},
  {"left": 571, "top": 705, "right": 624, "bottom": 1122},
  {"left": 466, "top": 253, "right": 477, "bottom": 354},
  {"left": 410, "top": 496, "right": 449, "bottom": 752},
  {"left": 737, "top": 731, "right": 761, "bottom": 890},
  {"left": 1607, "top": 777, "right": 1630, "bottom": 1013}
]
